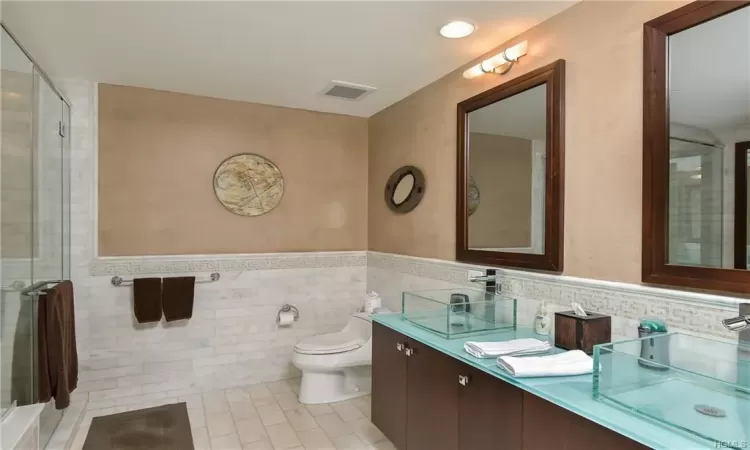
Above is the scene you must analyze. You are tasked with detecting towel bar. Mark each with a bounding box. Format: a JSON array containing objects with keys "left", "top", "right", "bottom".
[
  {"left": 22, "top": 280, "right": 64, "bottom": 297},
  {"left": 111, "top": 272, "right": 220, "bottom": 287}
]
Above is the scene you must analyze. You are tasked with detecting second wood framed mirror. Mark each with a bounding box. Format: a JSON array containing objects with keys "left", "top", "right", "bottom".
[
  {"left": 643, "top": 1, "right": 750, "bottom": 294},
  {"left": 456, "top": 59, "right": 565, "bottom": 272}
]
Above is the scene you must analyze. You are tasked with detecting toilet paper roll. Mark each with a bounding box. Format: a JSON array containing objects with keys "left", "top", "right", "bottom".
[{"left": 278, "top": 311, "right": 295, "bottom": 326}]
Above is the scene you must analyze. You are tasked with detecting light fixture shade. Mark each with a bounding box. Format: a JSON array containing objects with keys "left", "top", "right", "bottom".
[
  {"left": 462, "top": 65, "right": 485, "bottom": 79},
  {"left": 462, "top": 40, "right": 529, "bottom": 79},
  {"left": 440, "top": 21, "right": 475, "bottom": 39}
]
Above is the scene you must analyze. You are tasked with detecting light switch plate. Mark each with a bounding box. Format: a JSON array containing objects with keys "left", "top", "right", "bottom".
[{"left": 467, "top": 270, "right": 483, "bottom": 281}]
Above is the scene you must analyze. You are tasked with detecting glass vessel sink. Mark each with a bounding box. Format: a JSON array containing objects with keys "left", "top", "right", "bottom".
[
  {"left": 401, "top": 288, "right": 516, "bottom": 339},
  {"left": 594, "top": 333, "right": 750, "bottom": 448}
]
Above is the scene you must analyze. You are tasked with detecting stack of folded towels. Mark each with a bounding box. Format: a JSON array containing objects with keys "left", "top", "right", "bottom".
[
  {"left": 464, "top": 338, "right": 551, "bottom": 359},
  {"left": 496, "top": 350, "right": 594, "bottom": 378}
]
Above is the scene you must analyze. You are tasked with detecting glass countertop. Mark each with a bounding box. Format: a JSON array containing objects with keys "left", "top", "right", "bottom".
[{"left": 372, "top": 313, "right": 719, "bottom": 450}]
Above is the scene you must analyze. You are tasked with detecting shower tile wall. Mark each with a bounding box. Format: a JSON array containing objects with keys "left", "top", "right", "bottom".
[{"left": 62, "top": 80, "right": 367, "bottom": 412}]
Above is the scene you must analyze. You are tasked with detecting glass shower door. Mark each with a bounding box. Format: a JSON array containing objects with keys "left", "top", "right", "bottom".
[
  {"left": 0, "top": 26, "right": 35, "bottom": 419},
  {"left": 1, "top": 25, "right": 71, "bottom": 448},
  {"left": 34, "top": 68, "right": 68, "bottom": 448}
]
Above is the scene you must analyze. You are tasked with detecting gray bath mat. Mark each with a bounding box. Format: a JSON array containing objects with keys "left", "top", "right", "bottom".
[{"left": 83, "top": 402, "right": 194, "bottom": 450}]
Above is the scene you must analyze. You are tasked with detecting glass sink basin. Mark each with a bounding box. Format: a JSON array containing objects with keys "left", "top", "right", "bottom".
[
  {"left": 594, "top": 333, "right": 750, "bottom": 448},
  {"left": 401, "top": 288, "right": 516, "bottom": 339}
]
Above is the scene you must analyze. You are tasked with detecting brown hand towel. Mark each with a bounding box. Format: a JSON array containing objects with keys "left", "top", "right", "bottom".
[
  {"left": 133, "top": 278, "right": 162, "bottom": 323},
  {"left": 38, "top": 280, "right": 78, "bottom": 410},
  {"left": 162, "top": 276, "right": 195, "bottom": 322}
]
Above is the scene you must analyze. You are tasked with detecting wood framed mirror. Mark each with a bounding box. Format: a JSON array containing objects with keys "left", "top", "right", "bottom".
[
  {"left": 456, "top": 60, "right": 565, "bottom": 272},
  {"left": 643, "top": 1, "right": 750, "bottom": 294}
]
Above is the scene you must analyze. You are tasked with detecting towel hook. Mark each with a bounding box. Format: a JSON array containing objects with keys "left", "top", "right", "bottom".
[{"left": 277, "top": 304, "right": 300, "bottom": 324}]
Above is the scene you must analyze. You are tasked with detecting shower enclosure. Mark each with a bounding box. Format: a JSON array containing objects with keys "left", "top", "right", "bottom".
[{"left": 1, "top": 24, "right": 71, "bottom": 448}]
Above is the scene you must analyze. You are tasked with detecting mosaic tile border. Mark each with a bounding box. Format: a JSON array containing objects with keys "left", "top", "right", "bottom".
[
  {"left": 367, "top": 251, "right": 747, "bottom": 338},
  {"left": 90, "top": 251, "right": 367, "bottom": 276}
]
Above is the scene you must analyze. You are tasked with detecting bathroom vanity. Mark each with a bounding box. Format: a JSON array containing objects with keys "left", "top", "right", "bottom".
[{"left": 371, "top": 314, "right": 721, "bottom": 450}]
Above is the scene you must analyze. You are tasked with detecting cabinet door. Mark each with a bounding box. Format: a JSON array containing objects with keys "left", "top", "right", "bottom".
[
  {"left": 406, "top": 338, "right": 460, "bottom": 450},
  {"left": 372, "top": 322, "right": 408, "bottom": 450},
  {"left": 458, "top": 365, "right": 523, "bottom": 450},
  {"left": 522, "top": 393, "right": 649, "bottom": 450}
]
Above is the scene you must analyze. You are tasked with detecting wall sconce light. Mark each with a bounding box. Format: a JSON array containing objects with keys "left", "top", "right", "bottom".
[{"left": 462, "top": 41, "right": 528, "bottom": 79}]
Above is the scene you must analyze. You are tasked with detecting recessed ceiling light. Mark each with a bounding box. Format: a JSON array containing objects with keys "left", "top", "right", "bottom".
[{"left": 440, "top": 21, "right": 475, "bottom": 39}]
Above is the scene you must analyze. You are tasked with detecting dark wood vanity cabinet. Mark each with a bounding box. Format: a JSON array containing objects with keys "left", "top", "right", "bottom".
[
  {"left": 372, "top": 322, "right": 648, "bottom": 450},
  {"left": 372, "top": 322, "right": 409, "bottom": 450},
  {"left": 458, "top": 365, "right": 523, "bottom": 450},
  {"left": 405, "top": 339, "right": 460, "bottom": 450},
  {"left": 522, "top": 394, "right": 649, "bottom": 450},
  {"left": 372, "top": 324, "right": 460, "bottom": 450}
]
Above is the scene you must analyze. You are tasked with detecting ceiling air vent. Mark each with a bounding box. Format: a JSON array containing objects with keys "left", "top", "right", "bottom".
[{"left": 322, "top": 81, "right": 376, "bottom": 101}]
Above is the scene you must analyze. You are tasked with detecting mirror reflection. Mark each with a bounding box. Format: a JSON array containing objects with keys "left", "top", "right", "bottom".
[
  {"left": 667, "top": 5, "right": 750, "bottom": 269},
  {"left": 393, "top": 173, "right": 415, "bottom": 205},
  {"left": 466, "top": 84, "right": 546, "bottom": 254}
]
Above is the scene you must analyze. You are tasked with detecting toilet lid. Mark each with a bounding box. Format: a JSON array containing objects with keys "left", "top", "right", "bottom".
[{"left": 295, "top": 332, "right": 365, "bottom": 355}]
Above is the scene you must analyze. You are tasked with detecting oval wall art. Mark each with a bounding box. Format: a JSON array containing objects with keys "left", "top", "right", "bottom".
[{"left": 213, "top": 153, "right": 284, "bottom": 217}]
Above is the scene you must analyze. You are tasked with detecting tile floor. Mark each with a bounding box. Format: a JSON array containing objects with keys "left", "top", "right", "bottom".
[{"left": 68, "top": 378, "right": 395, "bottom": 450}]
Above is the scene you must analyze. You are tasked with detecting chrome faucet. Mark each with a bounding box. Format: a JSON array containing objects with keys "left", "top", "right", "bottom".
[
  {"left": 723, "top": 303, "right": 750, "bottom": 333},
  {"left": 470, "top": 269, "right": 498, "bottom": 323},
  {"left": 469, "top": 274, "right": 497, "bottom": 283},
  {"left": 723, "top": 315, "right": 750, "bottom": 332}
]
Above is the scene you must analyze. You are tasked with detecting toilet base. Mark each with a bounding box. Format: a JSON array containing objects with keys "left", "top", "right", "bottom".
[{"left": 298, "top": 366, "right": 371, "bottom": 404}]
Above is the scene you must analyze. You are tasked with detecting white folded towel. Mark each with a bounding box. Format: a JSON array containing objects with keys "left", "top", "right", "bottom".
[
  {"left": 496, "top": 350, "right": 594, "bottom": 378},
  {"left": 464, "top": 338, "right": 550, "bottom": 359}
]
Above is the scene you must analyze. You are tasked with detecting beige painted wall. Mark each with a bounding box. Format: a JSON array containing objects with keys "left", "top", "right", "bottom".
[
  {"left": 98, "top": 84, "right": 368, "bottom": 256},
  {"left": 368, "top": 1, "right": 690, "bottom": 283},
  {"left": 468, "top": 132, "right": 531, "bottom": 249}
]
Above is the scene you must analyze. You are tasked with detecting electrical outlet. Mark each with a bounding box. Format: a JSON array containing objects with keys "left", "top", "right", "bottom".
[{"left": 467, "top": 270, "right": 483, "bottom": 281}]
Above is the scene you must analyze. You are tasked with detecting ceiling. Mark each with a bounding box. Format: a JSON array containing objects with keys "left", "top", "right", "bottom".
[
  {"left": 469, "top": 83, "right": 546, "bottom": 140},
  {"left": 1, "top": 1, "right": 577, "bottom": 117},
  {"left": 669, "top": 5, "right": 750, "bottom": 133}
]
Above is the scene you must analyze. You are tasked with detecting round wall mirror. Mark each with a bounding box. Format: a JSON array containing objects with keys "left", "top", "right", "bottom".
[
  {"left": 393, "top": 173, "right": 415, "bottom": 205},
  {"left": 385, "top": 166, "right": 425, "bottom": 213}
]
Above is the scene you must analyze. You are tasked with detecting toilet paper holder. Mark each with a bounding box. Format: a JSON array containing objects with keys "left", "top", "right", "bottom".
[{"left": 277, "top": 304, "right": 300, "bottom": 324}]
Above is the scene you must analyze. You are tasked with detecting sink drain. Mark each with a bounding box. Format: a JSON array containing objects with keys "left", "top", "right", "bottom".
[{"left": 694, "top": 404, "right": 726, "bottom": 417}]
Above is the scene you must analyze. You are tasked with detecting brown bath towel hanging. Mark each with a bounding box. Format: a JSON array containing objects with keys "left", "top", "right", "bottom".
[
  {"left": 162, "top": 276, "right": 195, "bottom": 321},
  {"left": 133, "top": 278, "right": 162, "bottom": 323},
  {"left": 38, "top": 280, "right": 78, "bottom": 410}
]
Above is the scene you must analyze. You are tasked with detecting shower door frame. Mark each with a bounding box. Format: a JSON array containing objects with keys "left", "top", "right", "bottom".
[{"left": 1, "top": 21, "right": 72, "bottom": 448}]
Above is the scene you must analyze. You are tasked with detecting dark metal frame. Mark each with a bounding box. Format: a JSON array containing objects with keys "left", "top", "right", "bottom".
[{"left": 384, "top": 166, "right": 426, "bottom": 214}]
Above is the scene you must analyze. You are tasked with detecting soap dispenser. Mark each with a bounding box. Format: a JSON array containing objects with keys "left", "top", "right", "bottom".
[{"left": 534, "top": 301, "right": 552, "bottom": 336}]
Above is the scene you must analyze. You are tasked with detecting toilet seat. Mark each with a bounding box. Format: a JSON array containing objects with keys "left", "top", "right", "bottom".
[{"left": 294, "top": 332, "right": 364, "bottom": 355}]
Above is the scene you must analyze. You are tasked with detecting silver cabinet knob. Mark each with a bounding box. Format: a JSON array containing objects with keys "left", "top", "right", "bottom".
[
  {"left": 458, "top": 374, "right": 470, "bottom": 386},
  {"left": 396, "top": 343, "right": 404, "bottom": 352},
  {"left": 405, "top": 348, "right": 414, "bottom": 357}
]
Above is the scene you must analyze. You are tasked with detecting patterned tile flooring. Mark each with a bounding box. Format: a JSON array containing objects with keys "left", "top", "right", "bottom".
[{"left": 69, "top": 378, "right": 395, "bottom": 450}]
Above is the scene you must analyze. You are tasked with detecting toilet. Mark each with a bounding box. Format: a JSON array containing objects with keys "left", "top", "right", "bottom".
[{"left": 292, "top": 312, "right": 372, "bottom": 404}]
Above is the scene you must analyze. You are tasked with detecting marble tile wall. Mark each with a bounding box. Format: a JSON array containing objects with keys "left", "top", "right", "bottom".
[
  {"left": 367, "top": 251, "right": 747, "bottom": 341},
  {"left": 74, "top": 264, "right": 366, "bottom": 411}
]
